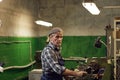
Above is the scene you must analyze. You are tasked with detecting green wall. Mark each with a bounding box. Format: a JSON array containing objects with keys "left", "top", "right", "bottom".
[
  {"left": 0, "top": 37, "right": 41, "bottom": 80},
  {"left": 0, "top": 36, "right": 106, "bottom": 80}
]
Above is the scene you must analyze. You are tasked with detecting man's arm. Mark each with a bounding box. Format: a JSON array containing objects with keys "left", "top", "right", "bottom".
[{"left": 62, "top": 69, "right": 87, "bottom": 77}]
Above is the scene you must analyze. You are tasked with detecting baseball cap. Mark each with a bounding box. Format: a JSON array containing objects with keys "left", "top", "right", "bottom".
[{"left": 48, "top": 27, "right": 63, "bottom": 36}]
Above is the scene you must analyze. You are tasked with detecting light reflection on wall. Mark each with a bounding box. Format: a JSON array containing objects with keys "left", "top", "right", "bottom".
[{"left": 14, "top": 14, "right": 33, "bottom": 37}]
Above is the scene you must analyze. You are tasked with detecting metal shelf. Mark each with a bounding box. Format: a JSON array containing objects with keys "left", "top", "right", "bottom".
[
  {"left": 116, "top": 54, "right": 120, "bottom": 56},
  {"left": 114, "top": 17, "right": 120, "bottom": 80},
  {"left": 116, "top": 39, "right": 120, "bottom": 41}
]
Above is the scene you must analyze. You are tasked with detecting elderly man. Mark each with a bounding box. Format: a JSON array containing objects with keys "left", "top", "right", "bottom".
[{"left": 41, "top": 27, "right": 87, "bottom": 80}]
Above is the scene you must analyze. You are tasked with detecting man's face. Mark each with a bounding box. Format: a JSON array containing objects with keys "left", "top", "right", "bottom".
[{"left": 50, "top": 32, "right": 63, "bottom": 47}]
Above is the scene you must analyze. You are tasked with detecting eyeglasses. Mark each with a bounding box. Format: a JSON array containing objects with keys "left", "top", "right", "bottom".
[
  {"left": 50, "top": 33, "right": 63, "bottom": 39},
  {"left": 55, "top": 36, "right": 63, "bottom": 38}
]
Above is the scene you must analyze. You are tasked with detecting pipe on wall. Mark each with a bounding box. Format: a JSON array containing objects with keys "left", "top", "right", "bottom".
[{"left": 3, "top": 60, "right": 36, "bottom": 71}]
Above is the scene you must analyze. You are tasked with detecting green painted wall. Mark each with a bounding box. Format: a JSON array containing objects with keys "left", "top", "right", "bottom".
[
  {"left": 62, "top": 36, "right": 106, "bottom": 57},
  {"left": 0, "top": 36, "right": 106, "bottom": 80},
  {"left": 0, "top": 37, "right": 41, "bottom": 80}
]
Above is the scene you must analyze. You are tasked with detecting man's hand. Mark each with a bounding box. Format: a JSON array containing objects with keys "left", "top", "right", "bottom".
[
  {"left": 0, "top": 66, "right": 3, "bottom": 72},
  {"left": 76, "top": 71, "right": 87, "bottom": 77}
]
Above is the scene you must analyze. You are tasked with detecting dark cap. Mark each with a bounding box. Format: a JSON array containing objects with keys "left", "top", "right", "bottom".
[{"left": 48, "top": 27, "right": 63, "bottom": 36}]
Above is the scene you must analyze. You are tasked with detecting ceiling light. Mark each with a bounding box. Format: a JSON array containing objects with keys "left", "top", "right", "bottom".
[
  {"left": 82, "top": 0, "right": 100, "bottom": 15},
  {"left": 35, "top": 20, "right": 52, "bottom": 27}
]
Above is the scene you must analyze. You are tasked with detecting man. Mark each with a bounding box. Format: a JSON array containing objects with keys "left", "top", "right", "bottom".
[{"left": 41, "top": 27, "right": 87, "bottom": 80}]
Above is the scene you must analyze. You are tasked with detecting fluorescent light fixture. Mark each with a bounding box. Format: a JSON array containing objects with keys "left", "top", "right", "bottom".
[
  {"left": 35, "top": 20, "right": 52, "bottom": 27},
  {"left": 82, "top": 1, "right": 100, "bottom": 15}
]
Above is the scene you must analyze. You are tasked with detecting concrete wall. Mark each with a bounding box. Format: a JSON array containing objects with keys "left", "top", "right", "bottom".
[{"left": 0, "top": 0, "right": 120, "bottom": 36}]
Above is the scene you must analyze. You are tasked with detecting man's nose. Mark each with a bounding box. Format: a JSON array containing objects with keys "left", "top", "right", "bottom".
[{"left": 58, "top": 37, "right": 63, "bottom": 40}]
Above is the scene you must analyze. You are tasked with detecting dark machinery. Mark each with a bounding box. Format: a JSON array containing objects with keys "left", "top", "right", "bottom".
[{"left": 67, "top": 59, "right": 105, "bottom": 80}]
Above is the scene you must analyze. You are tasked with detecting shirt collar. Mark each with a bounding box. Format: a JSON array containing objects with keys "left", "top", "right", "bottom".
[{"left": 48, "top": 42, "right": 60, "bottom": 51}]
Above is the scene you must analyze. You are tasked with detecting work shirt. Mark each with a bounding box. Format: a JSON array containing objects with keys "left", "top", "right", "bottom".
[{"left": 41, "top": 42, "right": 66, "bottom": 75}]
